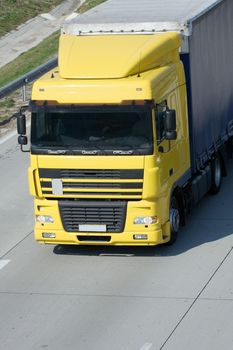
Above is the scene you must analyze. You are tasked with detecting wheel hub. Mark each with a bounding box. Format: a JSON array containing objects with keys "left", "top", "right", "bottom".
[{"left": 170, "top": 208, "right": 180, "bottom": 233}]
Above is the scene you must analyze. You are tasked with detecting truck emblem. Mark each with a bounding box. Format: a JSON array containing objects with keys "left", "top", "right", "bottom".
[
  {"left": 81, "top": 150, "right": 98, "bottom": 155},
  {"left": 113, "top": 150, "right": 133, "bottom": 155}
]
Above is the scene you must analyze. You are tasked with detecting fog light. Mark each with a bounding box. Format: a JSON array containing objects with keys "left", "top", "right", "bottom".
[
  {"left": 134, "top": 216, "right": 157, "bottom": 225},
  {"left": 133, "top": 234, "right": 148, "bottom": 240},
  {"left": 42, "top": 232, "right": 56, "bottom": 238},
  {"left": 36, "top": 215, "right": 54, "bottom": 224}
]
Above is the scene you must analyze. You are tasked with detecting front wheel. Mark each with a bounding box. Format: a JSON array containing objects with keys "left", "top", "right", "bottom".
[{"left": 165, "top": 196, "right": 180, "bottom": 245}]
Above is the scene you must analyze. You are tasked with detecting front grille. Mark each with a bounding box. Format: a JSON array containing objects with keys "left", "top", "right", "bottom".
[
  {"left": 41, "top": 181, "right": 142, "bottom": 190},
  {"left": 62, "top": 182, "right": 142, "bottom": 189},
  {"left": 39, "top": 168, "right": 144, "bottom": 199},
  {"left": 59, "top": 201, "right": 127, "bottom": 233},
  {"left": 39, "top": 168, "right": 143, "bottom": 179}
]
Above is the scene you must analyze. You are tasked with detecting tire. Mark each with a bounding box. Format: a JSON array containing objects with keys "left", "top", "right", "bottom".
[
  {"left": 165, "top": 196, "right": 180, "bottom": 245},
  {"left": 209, "top": 155, "right": 222, "bottom": 194}
]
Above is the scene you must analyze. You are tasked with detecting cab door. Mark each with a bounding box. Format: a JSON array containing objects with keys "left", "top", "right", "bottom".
[
  {"left": 155, "top": 92, "right": 181, "bottom": 188},
  {"left": 154, "top": 85, "right": 191, "bottom": 223}
]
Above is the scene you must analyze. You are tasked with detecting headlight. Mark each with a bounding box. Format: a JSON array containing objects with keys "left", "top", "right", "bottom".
[
  {"left": 134, "top": 216, "right": 157, "bottom": 225},
  {"left": 36, "top": 215, "right": 54, "bottom": 224}
]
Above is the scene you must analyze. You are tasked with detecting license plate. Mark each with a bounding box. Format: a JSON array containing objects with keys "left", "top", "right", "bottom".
[{"left": 79, "top": 224, "right": 107, "bottom": 232}]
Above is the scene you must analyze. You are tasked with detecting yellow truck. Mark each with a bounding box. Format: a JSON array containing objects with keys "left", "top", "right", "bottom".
[{"left": 17, "top": 0, "right": 233, "bottom": 246}]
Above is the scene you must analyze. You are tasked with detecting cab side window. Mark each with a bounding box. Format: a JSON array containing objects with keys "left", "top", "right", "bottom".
[{"left": 155, "top": 101, "right": 167, "bottom": 145}]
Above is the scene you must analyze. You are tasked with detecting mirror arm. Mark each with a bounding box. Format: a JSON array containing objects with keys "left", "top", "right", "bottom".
[
  {"left": 158, "top": 141, "right": 171, "bottom": 153},
  {"left": 20, "top": 144, "right": 30, "bottom": 153},
  {"left": 20, "top": 104, "right": 29, "bottom": 114}
]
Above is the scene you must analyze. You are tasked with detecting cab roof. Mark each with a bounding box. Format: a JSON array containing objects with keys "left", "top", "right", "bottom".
[{"left": 59, "top": 32, "right": 180, "bottom": 79}]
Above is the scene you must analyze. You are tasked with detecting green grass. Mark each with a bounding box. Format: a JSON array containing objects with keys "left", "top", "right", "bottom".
[
  {"left": 0, "top": 31, "right": 59, "bottom": 88},
  {"left": 79, "top": 0, "right": 107, "bottom": 14},
  {"left": 0, "top": 96, "right": 14, "bottom": 122},
  {"left": 0, "top": 0, "right": 64, "bottom": 37},
  {"left": 0, "top": 0, "right": 108, "bottom": 88},
  {"left": 0, "top": 115, "right": 8, "bottom": 122},
  {"left": 0, "top": 98, "right": 15, "bottom": 108}
]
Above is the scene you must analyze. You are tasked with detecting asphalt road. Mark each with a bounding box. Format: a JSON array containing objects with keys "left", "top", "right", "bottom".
[{"left": 0, "top": 131, "right": 233, "bottom": 350}]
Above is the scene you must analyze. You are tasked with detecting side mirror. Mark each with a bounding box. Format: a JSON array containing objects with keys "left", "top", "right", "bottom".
[
  {"left": 17, "top": 113, "right": 26, "bottom": 135},
  {"left": 165, "top": 109, "right": 177, "bottom": 140},
  {"left": 17, "top": 109, "right": 30, "bottom": 152}
]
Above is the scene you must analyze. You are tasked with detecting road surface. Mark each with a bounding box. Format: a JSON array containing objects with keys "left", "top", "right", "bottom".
[
  {"left": 2, "top": 0, "right": 232, "bottom": 348},
  {"left": 0, "top": 129, "right": 233, "bottom": 350}
]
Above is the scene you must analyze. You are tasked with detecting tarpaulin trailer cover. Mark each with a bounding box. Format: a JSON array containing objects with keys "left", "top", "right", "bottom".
[{"left": 64, "top": 0, "right": 233, "bottom": 172}]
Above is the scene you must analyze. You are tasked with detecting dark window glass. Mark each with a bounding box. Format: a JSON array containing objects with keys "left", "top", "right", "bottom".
[
  {"left": 31, "top": 107, "right": 153, "bottom": 155},
  {"left": 155, "top": 102, "right": 167, "bottom": 145}
]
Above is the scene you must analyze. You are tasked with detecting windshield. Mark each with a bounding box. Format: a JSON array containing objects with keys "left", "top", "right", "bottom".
[{"left": 31, "top": 106, "right": 153, "bottom": 155}]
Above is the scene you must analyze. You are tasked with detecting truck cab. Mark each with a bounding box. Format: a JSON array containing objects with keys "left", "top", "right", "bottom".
[{"left": 19, "top": 32, "right": 191, "bottom": 246}]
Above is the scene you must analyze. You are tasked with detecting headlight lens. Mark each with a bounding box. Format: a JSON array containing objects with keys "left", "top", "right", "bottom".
[
  {"left": 134, "top": 216, "right": 157, "bottom": 225},
  {"left": 36, "top": 215, "right": 54, "bottom": 224}
]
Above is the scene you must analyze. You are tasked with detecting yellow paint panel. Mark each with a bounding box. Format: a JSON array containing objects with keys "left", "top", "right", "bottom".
[
  {"left": 32, "top": 32, "right": 181, "bottom": 104},
  {"left": 37, "top": 155, "right": 144, "bottom": 169},
  {"left": 59, "top": 33, "right": 181, "bottom": 79},
  {"left": 32, "top": 74, "right": 151, "bottom": 104}
]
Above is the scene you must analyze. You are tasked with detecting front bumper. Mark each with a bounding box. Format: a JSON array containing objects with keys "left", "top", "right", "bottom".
[
  {"left": 34, "top": 198, "right": 166, "bottom": 246},
  {"left": 35, "top": 227, "right": 164, "bottom": 246}
]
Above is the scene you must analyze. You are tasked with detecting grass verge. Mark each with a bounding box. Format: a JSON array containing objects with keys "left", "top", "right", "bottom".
[
  {"left": 0, "top": 98, "right": 15, "bottom": 109},
  {"left": 0, "top": 0, "right": 64, "bottom": 37},
  {"left": 0, "top": 98, "right": 14, "bottom": 122},
  {"left": 0, "top": 31, "right": 59, "bottom": 88}
]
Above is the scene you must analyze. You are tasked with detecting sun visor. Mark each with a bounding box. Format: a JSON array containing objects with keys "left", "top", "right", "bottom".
[{"left": 58, "top": 32, "right": 181, "bottom": 79}]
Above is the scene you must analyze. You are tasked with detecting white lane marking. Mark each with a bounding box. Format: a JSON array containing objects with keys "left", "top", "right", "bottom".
[
  {"left": 40, "top": 13, "right": 56, "bottom": 21},
  {"left": 65, "top": 12, "right": 79, "bottom": 21},
  {"left": 0, "top": 259, "right": 10, "bottom": 270},
  {"left": 140, "top": 343, "right": 153, "bottom": 350}
]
